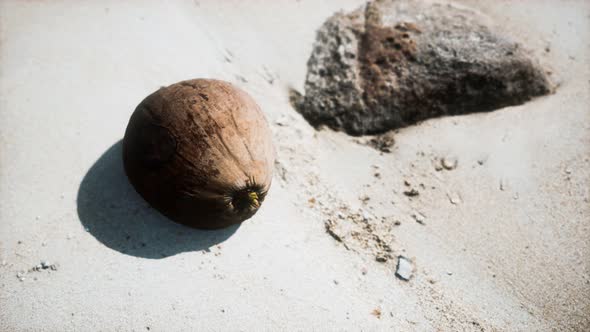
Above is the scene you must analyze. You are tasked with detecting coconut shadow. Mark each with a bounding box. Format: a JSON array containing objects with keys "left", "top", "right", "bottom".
[{"left": 76, "top": 140, "right": 239, "bottom": 259}]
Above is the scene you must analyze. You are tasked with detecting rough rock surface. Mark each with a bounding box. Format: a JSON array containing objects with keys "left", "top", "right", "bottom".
[{"left": 296, "top": 0, "right": 552, "bottom": 135}]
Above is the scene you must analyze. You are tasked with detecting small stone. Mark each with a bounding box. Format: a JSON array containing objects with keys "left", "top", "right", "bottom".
[
  {"left": 275, "top": 115, "right": 290, "bottom": 126},
  {"left": 361, "top": 267, "right": 368, "bottom": 275},
  {"left": 403, "top": 188, "right": 419, "bottom": 197},
  {"left": 333, "top": 280, "right": 339, "bottom": 285},
  {"left": 447, "top": 192, "right": 462, "bottom": 205},
  {"left": 394, "top": 220, "right": 401, "bottom": 226},
  {"left": 16, "top": 271, "right": 26, "bottom": 281},
  {"left": 375, "top": 254, "right": 388, "bottom": 262},
  {"left": 371, "top": 308, "right": 382, "bottom": 319},
  {"left": 395, "top": 256, "right": 413, "bottom": 281},
  {"left": 403, "top": 180, "right": 411, "bottom": 186},
  {"left": 442, "top": 157, "right": 458, "bottom": 170},
  {"left": 412, "top": 213, "right": 425, "bottom": 224},
  {"left": 40, "top": 261, "right": 50, "bottom": 269},
  {"left": 367, "top": 133, "right": 395, "bottom": 153},
  {"left": 362, "top": 210, "right": 373, "bottom": 221},
  {"left": 337, "top": 212, "right": 345, "bottom": 219}
]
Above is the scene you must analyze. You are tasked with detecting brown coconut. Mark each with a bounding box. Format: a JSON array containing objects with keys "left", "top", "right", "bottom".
[{"left": 123, "top": 79, "right": 274, "bottom": 229}]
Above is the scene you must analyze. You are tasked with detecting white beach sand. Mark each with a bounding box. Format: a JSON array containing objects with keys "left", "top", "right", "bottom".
[{"left": 1, "top": 1, "right": 588, "bottom": 331}]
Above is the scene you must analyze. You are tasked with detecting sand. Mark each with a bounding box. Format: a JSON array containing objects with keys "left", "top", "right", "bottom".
[{"left": 0, "top": 0, "right": 588, "bottom": 331}]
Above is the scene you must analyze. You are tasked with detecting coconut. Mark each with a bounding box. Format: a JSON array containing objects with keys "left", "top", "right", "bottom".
[{"left": 123, "top": 79, "right": 274, "bottom": 229}]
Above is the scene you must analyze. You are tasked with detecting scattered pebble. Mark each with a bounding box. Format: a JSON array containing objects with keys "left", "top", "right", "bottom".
[
  {"left": 442, "top": 156, "right": 458, "bottom": 170},
  {"left": 412, "top": 213, "right": 426, "bottom": 225},
  {"left": 375, "top": 254, "right": 388, "bottom": 263},
  {"left": 395, "top": 256, "right": 413, "bottom": 281},
  {"left": 394, "top": 220, "right": 401, "bottom": 226},
  {"left": 499, "top": 179, "right": 508, "bottom": 191},
  {"left": 403, "top": 188, "right": 419, "bottom": 197},
  {"left": 31, "top": 261, "right": 58, "bottom": 272},
  {"left": 367, "top": 134, "right": 395, "bottom": 153},
  {"left": 361, "top": 267, "right": 368, "bottom": 275},
  {"left": 275, "top": 115, "right": 290, "bottom": 126},
  {"left": 447, "top": 192, "right": 462, "bottom": 205},
  {"left": 371, "top": 308, "right": 382, "bottom": 319},
  {"left": 333, "top": 280, "right": 339, "bottom": 285},
  {"left": 359, "top": 195, "right": 371, "bottom": 204}
]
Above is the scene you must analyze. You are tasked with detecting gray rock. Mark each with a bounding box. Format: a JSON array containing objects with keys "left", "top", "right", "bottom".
[
  {"left": 395, "top": 255, "right": 413, "bottom": 281},
  {"left": 295, "top": 0, "right": 552, "bottom": 135}
]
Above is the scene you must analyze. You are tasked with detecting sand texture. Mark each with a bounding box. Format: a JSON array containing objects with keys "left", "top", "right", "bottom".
[{"left": 1, "top": 1, "right": 589, "bottom": 331}]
